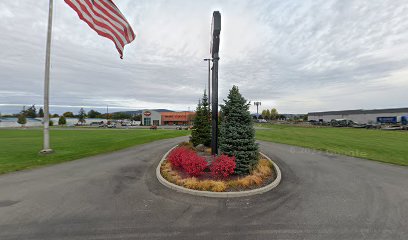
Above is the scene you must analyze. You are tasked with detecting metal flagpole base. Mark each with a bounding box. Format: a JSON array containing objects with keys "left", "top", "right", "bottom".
[{"left": 39, "top": 149, "right": 54, "bottom": 154}]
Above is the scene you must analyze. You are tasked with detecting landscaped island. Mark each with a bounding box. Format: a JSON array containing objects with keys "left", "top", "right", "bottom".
[
  {"left": 159, "top": 142, "right": 276, "bottom": 192},
  {"left": 158, "top": 86, "right": 281, "bottom": 195}
]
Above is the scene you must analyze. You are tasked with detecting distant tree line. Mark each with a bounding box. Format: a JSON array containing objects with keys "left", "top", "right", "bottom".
[
  {"left": 260, "top": 108, "right": 279, "bottom": 120},
  {"left": 11, "top": 105, "right": 142, "bottom": 127},
  {"left": 66, "top": 109, "right": 142, "bottom": 121},
  {"left": 258, "top": 108, "right": 308, "bottom": 121},
  {"left": 8, "top": 105, "right": 141, "bottom": 120}
]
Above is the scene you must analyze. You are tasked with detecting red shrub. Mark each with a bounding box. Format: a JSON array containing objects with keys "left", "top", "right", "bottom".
[
  {"left": 210, "top": 154, "right": 236, "bottom": 179},
  {"left": 168, "top": 147, "right": 208, "bottom": 177},
  {"left": 168, "top": 147, "right": 190, "bottom": 168},
  {"left": 181, "top": 151, "right": 208, "bottom": 177}
]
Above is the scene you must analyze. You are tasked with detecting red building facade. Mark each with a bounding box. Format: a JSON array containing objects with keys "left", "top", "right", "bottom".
[{"left": 161, "top": 112, "right": 195, "bottom": 125}]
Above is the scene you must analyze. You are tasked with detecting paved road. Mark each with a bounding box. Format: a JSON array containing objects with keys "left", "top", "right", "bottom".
[{"left": 0, "top": 137, "right": 407, "bottom": 240}]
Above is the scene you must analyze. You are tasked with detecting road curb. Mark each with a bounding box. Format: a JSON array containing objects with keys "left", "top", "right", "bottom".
[{"left": 156, "top": 146, "right": 282, "bottom": 198}]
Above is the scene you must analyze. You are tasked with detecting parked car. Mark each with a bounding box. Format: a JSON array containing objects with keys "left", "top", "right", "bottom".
[
  {"left": 90, "top": 122, "right": 101, "bottom": 126},
  {"left": 150, "top": 125, "right": 157, "bottom": 130},
  {"left": 330, "top": 119, "right": 354, "bottom": 127}
]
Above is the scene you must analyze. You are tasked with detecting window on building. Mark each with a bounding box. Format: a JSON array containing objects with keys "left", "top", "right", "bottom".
[{"left": 144, "top": 118, "right": 151, "bottom": 126}]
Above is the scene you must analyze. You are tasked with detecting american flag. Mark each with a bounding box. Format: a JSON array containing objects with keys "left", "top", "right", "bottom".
[{"left": 64, "top": 0, "right": 136, "bottom": 59}]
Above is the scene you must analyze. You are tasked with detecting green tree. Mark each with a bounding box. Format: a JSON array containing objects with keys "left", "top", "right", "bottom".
[
  {"left": 25, "top": 105, "right": 37, "bottom": 118},
  {"left": 78, "top": 108, "right": 87, "bottom": 124},
  {"left": 100, "top": 113, "right": 112, "bottom": 120},
  {"left": 191, "top": 91, "right": 211, "bottom": 147},
  {"left": 261, "top": 110, "right": 267, "bottom": 119},
  {"left": 52, "top": 113, "right": 59, "bottom": 118},
  {"left": 270, "top": 108, "right": 279, "bottom": 120},
  {"left": 58, "top": 116, "right": 67, "bottom": 126},
  {"left": 131, "top": 114, "right": 142, "bottom": 121},
  {"left": 17, "top": 113, "right": 27, "bottom": 127},
  {"left": 87, "top": 109, "right": 102, "bottom": 118},
  {"left": 63, "top": 112, "right": 74, "bottom": 118},
  {"left": 303, "top": 114, "right": 308, "bottom": 121},
  {"left": 38, "top": 107, "right": 44, "bottom": 118},
  {"left": 265, "top": 109, "right": 271, "bottom": 120},
  {"left": 219, "top": 86, "right": 258, "bottom": 175},
  {"left": 278, "top": 114, "right": 286, "bottom": 120},
  {"left": 112, "top": 112, "right": 131, "bottom": 120}
]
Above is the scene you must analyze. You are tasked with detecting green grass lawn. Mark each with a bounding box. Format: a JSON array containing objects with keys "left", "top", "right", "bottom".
[
  {"left": 0, "top": 128, "right": 189, "bottom": 174},
  {"left": 256, "top": 124, "right": 408, "bottom": 166}
]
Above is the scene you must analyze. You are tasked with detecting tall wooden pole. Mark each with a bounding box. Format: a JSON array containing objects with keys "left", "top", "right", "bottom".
[{"left": 41, "top": 0, "right": 54, "bottom": 154}]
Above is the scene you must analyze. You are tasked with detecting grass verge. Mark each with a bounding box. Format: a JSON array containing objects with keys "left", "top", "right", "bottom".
[
  {"left": 256, "top": 124, "right": 408, "bottom": 165},
  {"left": 0, "top": 128, "right": 189, "bottom": 174}
]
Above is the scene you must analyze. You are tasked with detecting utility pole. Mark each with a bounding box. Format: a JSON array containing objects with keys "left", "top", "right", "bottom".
[
  {"left": 203, "top": 58, "right": 211, "bottom": 106},
  {"left": 254, "top": 101, "right": 261, "bottom": 120},
  {"left": 106, "top": 105, "right": 109, "bottom": 122},
  {"left": 40, "top": 0, "right": 54, "bottom": 154},
  {"left": 210, "top": 11, "right": 221, "bottom": 156}
]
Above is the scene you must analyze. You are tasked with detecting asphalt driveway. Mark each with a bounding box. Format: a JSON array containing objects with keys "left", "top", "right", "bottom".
[{"left": 0, "top": 137, "right": 407, "bottom": 239}]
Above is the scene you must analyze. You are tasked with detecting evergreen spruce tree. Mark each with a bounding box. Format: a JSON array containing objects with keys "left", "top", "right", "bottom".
[
  {"left": 58, "top": 116, "right": 67, "bottom": 126},
  {"left": 25, "top": 105, "right": 37, "bottom": 118},
  {"left": 38, "top": 107, "right": 44, "bottom": 118},
  {"left": 219, "top": 86, "right": 258, "bottom": 175},
  {"left": 191, "top": 91, "right": 212, "bottom": 147},
  {"left": 78, "top": 108, "right": 87, "bottom": 124},
  {"left": 17, "top": 114, "right": 27, "bottom": 127}
]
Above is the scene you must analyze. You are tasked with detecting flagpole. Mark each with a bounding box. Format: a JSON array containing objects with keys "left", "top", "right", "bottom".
[{"left": 41, "top": 0, "right": 54, "bottom": 154}]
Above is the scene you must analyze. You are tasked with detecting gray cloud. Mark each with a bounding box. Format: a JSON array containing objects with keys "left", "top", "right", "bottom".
[{"left": 1, "top": 0, "right": 408, "bottom": 115}]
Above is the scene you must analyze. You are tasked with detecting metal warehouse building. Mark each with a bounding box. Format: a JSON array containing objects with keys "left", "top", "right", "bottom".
[{"left": 308, "top": 108, "right": 408, "bottom": 124}]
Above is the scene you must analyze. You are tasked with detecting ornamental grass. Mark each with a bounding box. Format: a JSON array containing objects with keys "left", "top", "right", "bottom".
[{"left": 161, "top": 155, "right": 274, "bottom": 192}]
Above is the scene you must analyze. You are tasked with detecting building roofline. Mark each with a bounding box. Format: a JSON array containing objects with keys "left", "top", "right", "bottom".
[{"left": 308, "top": 107, "right": 408, "bottom": 116}]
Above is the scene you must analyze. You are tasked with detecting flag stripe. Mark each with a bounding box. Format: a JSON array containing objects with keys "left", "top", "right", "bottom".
[
  {"left": 92, "top": 7, "right": 126, "bottom": 40},
  {"left": 65, "top": 0, "right": 123, "bottom": 57},
  {"left": 93, "top": 0, "right": 134, "bottom": 42},
  {"left": 99, "top": 0, "right": 135, "bottom": 41},
  {"left": 65, "top": 0, "right": 124, "bottom": 56},
  {"left": 89, "top": 2, "right": 125, "bottom": 34},
  {"left": 64, "top": 0, "right": 135, "bottom": 58},
  {"left": 77, "top": 0, "right": 127, "bottom": 46}
]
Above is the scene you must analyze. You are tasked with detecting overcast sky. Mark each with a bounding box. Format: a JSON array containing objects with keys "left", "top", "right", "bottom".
[{"left": 1, "top": 0, "right": 408, "bottom": 115}]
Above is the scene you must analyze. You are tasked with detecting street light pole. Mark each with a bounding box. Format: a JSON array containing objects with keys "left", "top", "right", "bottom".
[
  {"left": 106, "top": 105, "right": 109, "bottom": 122},
  {"left": 254, "top": 101, "right": 261, "bottom": 120},
  {"left": 203, "top": 58, "right": 211, "bottom": 106},
  {"left": 40, "top": 0, "right": 54, "bottom": 154}
]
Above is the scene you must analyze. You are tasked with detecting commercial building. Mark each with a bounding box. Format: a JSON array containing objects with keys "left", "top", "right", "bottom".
[
  {"left": 161, "top": 112, "right": 195, "bottom": 125},
  {"left": 308, "top": 108, "right": 408, "bottom": 124},
  {"left": 141, "top": 110, "right": 161, "bottom": 126},
  {"left": 142, "top": 110, "right": 195, "bottom": 126}
]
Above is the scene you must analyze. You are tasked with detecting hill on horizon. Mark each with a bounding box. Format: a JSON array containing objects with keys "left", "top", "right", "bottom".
[{"left": 113, "top": 109, "right": 174, "bottom": 115}]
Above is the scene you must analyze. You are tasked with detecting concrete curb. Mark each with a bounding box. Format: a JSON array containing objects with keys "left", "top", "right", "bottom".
[{"left": 156, "top": 146, "right": 282, "bottom": 198}]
